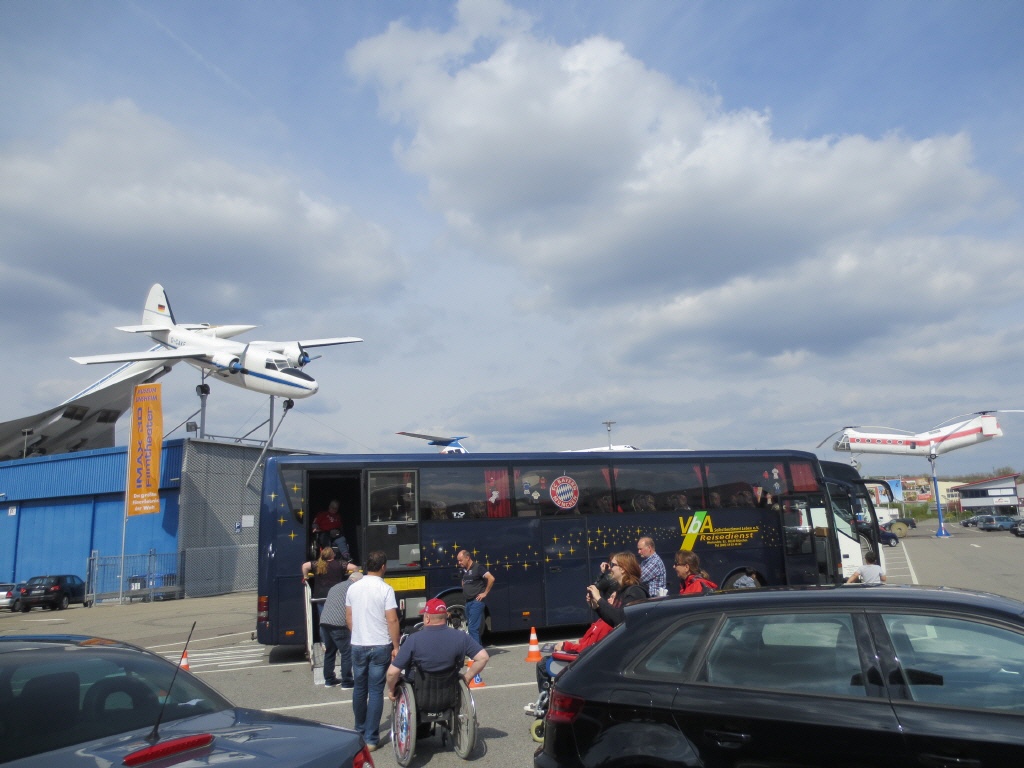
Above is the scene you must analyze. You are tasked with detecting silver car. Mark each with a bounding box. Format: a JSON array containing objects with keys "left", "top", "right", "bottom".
[
  {"left": 0, "top": 583, "right": 15, "bottom": 610},
  {"left": 0, "top": 635, "right": 375, "bottom": 767}
]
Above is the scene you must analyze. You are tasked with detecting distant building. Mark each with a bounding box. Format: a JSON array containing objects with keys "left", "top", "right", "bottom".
[{"left": 950, "top": 474, "right": 1021, "bottom": 517}]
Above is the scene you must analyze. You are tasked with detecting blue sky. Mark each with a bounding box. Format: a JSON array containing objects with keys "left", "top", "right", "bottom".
[{"left": 1, "top": 0, "right": 1022, "bottom": 478}]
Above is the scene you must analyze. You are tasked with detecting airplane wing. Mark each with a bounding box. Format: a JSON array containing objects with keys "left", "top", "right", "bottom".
[
  {"left": 71, "top": 348, "right": 206, "bottom": 365},
  {"left": 0, "top": 357, "right": 173, "bottom": 461},
  {"left": 251, "top": 337, "right": 363, "bottom": 351},
  {"left": 397, "top": 432, "right": 468, "bottom": 445}
]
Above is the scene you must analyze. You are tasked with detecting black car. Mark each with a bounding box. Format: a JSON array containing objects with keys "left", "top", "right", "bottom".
[
  {"left": 536, "top": 585, "right": 1024, "bottom": 768},
  {"left": 0, "top": 635, "right": 375, "bottom": 766},
  {"left": 18, "top": 574, "right": 89, "bottom": 611}
]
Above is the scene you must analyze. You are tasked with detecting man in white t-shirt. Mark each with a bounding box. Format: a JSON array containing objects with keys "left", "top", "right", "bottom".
[
  {"left": 846, "top": 551, "right": 886, "bottom": 585},
  {"left": 345, "top": 550, "right": 400, "bottom": 751}
]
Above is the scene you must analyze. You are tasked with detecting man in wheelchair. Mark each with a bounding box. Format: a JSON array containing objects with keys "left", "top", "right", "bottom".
[
  {"left": 386, "top": 598, "right": 489, "bottom": 764},
  {"left": 386, "top": 599, "right": 489, "bottom": 701}
]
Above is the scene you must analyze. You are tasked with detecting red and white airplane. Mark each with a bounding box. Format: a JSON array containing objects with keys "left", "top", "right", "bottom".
[{"left": 828, "top": 413, "right": 1005, "bottom": 458}]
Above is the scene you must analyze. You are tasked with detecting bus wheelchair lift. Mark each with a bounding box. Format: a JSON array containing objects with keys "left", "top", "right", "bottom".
[{"left": 391, "top": 662, "right": 478, "bottom": 766}]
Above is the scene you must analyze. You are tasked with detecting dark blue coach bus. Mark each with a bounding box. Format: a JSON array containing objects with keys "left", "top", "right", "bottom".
[{"left": 256, "top": 449, "right": 866, "bottom": 646}]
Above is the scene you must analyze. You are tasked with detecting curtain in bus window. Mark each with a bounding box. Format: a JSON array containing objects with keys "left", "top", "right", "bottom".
[
  {"left": 789, "top": 462, "right": 820, "bottom": 492},
  {"left": 485, "top": 469, "right": 511, "bottom": 518}
]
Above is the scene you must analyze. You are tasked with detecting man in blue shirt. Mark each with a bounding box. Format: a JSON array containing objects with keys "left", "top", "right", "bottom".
[{"left": 637, "top": 537, "right": 667, "bottom": 597}]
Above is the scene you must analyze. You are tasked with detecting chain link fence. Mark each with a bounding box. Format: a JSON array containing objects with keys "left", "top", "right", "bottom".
[{"left": 86, "top": 439, "right": 298, "bottom": 602}]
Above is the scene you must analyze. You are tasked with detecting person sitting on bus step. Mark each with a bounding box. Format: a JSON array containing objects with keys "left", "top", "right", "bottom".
[
  {"left": 385, "top": 598, "right": 489, "bottom": 702},
  {"left": 846, "top": 550, "right": 886, "bottom": 584},
  {"left": 674, "top": 550, "right": 718, "bottom": 594},
  {"left": 587, "top": 552, "right": 647, "bottom": 627},
  {"left": 313, "top": 500, "right": 350, "bottom": 558}
]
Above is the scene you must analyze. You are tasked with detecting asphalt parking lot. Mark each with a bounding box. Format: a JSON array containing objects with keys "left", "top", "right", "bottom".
[{"left": 2, "top": 522, "right": 1021, "bottom": 768}]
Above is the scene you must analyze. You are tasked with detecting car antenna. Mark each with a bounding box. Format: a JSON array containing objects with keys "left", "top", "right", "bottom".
[{"left": 146, "top": 621, "right": 197, "bottom": 745}]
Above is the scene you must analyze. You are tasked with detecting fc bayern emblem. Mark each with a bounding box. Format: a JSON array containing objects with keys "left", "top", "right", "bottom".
[{"left": 549, "top": 476, "right": 580, "bottom": 509}]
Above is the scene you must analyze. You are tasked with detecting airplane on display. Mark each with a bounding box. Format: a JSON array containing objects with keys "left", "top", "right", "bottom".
[
  {"left": 820, "top": 411, "right": 1022, "bottom": 537},
  {"left": 826, "top": 412, "right": 1005, "bottom": 458},
  {"left": 396, "top": 431, "right": 642, "bottom": 454},
  {"left": 72, "top": 284, "right": 362, "bottom": 400},
  {"left": 397, "top": 432, "right": 469, "bottom": 454}
]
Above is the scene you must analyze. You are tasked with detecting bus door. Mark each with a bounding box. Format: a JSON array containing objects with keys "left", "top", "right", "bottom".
[
  {"left": 541, "top": 516, "right": 591, "bottom": 626},
  {"left": 779, "top": 496, "right": 825, "bottom": 585},
  {"left": 365, "top": 470, "right": 426, "bottom": 620}
]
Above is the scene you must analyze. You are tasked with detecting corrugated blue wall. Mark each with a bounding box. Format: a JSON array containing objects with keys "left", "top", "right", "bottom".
[{"left": 0, "top": 440, "right": 182, "bottom": 582}]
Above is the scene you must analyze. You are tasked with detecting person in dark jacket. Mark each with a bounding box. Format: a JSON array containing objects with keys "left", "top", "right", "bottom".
[{"left": 587, "top": 552, "right": 647, "bottom": 627}]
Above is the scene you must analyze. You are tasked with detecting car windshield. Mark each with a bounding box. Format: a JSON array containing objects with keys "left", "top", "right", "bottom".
[{"left": 0, "top": 642, "right": 234, "bottom": 762}]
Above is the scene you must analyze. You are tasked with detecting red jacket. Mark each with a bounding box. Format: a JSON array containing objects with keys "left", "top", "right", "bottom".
[
  {"left": 561, "top": 618, "right": 613, "bottom": 653},
  {"left": 680, "top": 574, "right": 718, "bottom": 595}
]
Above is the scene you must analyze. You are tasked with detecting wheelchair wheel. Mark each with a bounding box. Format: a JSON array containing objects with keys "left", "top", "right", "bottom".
[
  {"left": 391, "top": 682, "right": 418, "bottom": 767},
  {"left": 530, "top": 718, "right": 545, "bottom": 743},
  {"left": 451, "top": 678, "right": 477, "bottom": 759}
]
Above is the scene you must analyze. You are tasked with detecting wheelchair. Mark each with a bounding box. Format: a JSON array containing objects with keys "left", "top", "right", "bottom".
[
  {"left": 391, "top": 663, "right": 477, "bottom": 766},
  {"left": 524, "top": 648, "right": 575, "bottom": 743}
]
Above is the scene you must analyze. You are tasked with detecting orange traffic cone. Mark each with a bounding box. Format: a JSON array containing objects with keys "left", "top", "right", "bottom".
[
  {"left": 525, "top": 627, "right": 542, "bottom": 662},
  {"left": 468, "top": 672, "right": 485, "bottom": 688},
  {"left": 179, "top": 650, "right": 190, "bottom": 671}
]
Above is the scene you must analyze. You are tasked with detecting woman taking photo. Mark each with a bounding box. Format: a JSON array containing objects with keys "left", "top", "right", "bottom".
[{"left": 586, "top": 552, "right": 647, "bottom": 627}]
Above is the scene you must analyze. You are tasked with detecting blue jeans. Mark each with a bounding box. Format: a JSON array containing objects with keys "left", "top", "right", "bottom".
[
  {"left": 465, "top": 598, "right": 485, "bottom": 644},
  {"left": 352, "top": 644, "right": 392, "bottom": 745},
  {"left": 321, "top": 624, "right": 353, "bottom": 686}
]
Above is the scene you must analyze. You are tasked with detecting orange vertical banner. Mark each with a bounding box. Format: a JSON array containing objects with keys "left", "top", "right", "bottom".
[{"left": 126, "top": 383, "right": 163, "bottom": 516}]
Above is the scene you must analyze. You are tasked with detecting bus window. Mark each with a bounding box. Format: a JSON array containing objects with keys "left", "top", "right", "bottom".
[
  {"left": 513, "top": 464, "right": 612, "bottom": 516},
  {"left": 366, "top": 471, "right": 420, "bottom": 569},
  {"left": 610, "top": 462, "right": 705, "bottom": 513},
  {"left": 705, "top": 459, "right": 788, "bottom": 508},
  {"left": 419, "top": 466, "right": 512, "bottom": 520}
]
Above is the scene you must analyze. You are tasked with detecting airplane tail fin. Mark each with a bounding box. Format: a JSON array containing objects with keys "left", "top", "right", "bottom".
[{"left": 143, "top": 284, "right": 176, "bottom": 327}]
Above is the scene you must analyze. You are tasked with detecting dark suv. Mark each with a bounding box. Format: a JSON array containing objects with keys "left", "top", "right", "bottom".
[
  {"left": 19, "top": 574, "right": 89, "bottom": 611},
  {"left": 536, "top": 585, "right": 1024, "bottom": 768}
]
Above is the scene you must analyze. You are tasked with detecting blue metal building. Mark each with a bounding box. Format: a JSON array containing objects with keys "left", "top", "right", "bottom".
[{"left": 0, "top": 440, "right": 183, "bottom": 583}]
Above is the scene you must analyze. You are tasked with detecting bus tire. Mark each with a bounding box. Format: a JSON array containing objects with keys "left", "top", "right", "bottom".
[{"left": 890, "top": 522, "right": 909, "bottom": 538}]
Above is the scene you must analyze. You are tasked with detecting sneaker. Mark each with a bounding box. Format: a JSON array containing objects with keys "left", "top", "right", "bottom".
[
  {"left": 524, "top": 703, "right": 540, "bottom": 716},
  {"left": 366, "top": 744, "right": 379, "bottom": 752},
  {"left": 324, "top": 679, "right": 341, "bottom": 687},
  {"left": 341, "top": 682, "right": 355, "bottom": 689}
]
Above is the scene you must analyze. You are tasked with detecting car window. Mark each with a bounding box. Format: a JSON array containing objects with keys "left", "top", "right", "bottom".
[
  {"left": 702, "top": 613, "right": 866, "bottom": 697},
  {"left": 882, "top": 613, "right": 1024, "bottom": 712},
  {"left": 0, "top": 648, "right": 233, "bottom": 763},
  {"left": 634, "top": 618, "right": 716, "bottom": 677}
]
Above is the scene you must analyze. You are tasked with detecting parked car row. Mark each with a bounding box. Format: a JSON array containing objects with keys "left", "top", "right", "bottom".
[
  {"left": 961, "top": 514, "right": 1020, "bottom": 531},
  {"left": 537, "top": 585, "right": 1024, "bottom": 768},
  {"left": 0, "top": 635, "right": 374, "bottom": 766},
  {"left": 2, "top": 574, "right": 89, "bottom": 611}
]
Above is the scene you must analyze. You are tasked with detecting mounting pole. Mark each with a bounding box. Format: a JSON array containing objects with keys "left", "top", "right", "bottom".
[
  {"left": 930, "top": 445, "right": 951, "bottom": 538},
  {"left": 603, "top": 421, "right": 615, "bottom": 450}
]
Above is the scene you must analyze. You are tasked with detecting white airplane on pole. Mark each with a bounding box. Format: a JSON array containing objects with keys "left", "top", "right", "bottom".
[
  {"left": 820, "top": 411, "right": 1022, "bottom": 537},
  {"left": 826, "top": 413, "right": 1004, "bottom": 457},
  {"left": 72, "top": 284, "right": 362, "bottom": 400}
]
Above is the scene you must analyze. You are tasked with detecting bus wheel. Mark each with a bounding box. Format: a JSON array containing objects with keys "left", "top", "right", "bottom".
[
  {"left": 890, "top": 522, "right": 909, "bottom": 538},
  {"left": 446, "top": 603, "right": 469, "bottom": 634}
]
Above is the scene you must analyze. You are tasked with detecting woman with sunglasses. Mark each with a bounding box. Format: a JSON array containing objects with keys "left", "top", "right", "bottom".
[{"left": 585, "top": 552, "right": 647, "bottom": 627}]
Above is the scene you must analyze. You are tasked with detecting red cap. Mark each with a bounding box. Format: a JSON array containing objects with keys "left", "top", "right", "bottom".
[{"left": 421, "top": 598, "right": 448, "bottom": 615}]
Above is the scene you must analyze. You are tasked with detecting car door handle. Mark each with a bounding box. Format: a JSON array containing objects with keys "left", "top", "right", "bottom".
[
  {"left": 704, "top": 729, "right": 752, "bottom": 749},
  {"left": 918, "top": 754, "right": 982, "bottom": 768}
]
